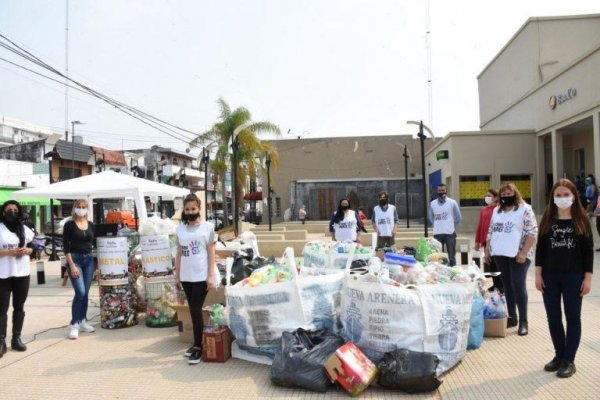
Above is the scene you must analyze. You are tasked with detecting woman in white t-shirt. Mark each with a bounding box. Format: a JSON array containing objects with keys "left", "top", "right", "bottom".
[
  {"left": 175, "top": 194, "right": 216, "bottom": 365},
  {"left": 0, "top": 200, "right": 34, "bottom": 357},
  {"left": 485, "top": 183, "right": 538, "bottom": 336},
  {"left": 328, "top": 198, "right": 363, "bottom": 243}
]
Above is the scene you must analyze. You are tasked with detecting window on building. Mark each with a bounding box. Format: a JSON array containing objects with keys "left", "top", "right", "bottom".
[
  {"left": 59, "top": 167, "right": 82, "bottom": 181},
  {"left": 459, "top": 175, "right": 491, "bottom": 207},
  {"left": 500, "top": 174, "right": 532, "bottom": 204},
  {"left": 275, "top": 197, "right": 281, "bottom": 217}
]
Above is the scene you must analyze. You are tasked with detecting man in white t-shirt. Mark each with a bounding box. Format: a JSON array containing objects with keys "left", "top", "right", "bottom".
[
  {"left": 428, "top": 183, "right": 462, "bottom": 266},
  {"left": 371, "top": 191, "right": 398, "bottom": 248}
]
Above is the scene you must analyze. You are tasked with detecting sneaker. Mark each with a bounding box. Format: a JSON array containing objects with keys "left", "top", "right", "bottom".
[
  {"left": 68, "top": 324, "right": 79, "bottom": 339},
  {"left": 183, "top": 346, "right": 195, "bottom": 358},
  {"left": 188, "top": 349, "right": 202, "bottom": 364},
  {"left": 79, "top": 320, "right": 95, "bottom": 333}
]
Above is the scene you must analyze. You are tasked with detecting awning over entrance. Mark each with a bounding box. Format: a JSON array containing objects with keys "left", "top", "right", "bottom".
[{"left": 0, "top": 188, "right": 61, "bottom": 206}]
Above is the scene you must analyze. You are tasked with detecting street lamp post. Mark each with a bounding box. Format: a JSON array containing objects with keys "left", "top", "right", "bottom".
[
  {"left": 201, "top": 147, "right": 209, "bottom": 222},
  {"left": 71, "top": 120, "right": 83, "bottom": 179},
  {"left": 265, "top": 152, "right": 272, "bottom": 232},
  {"left": 402, "top": 144, "right": 410, "bottom": 228},
  {"left": 44, "top": 150, "right": 60, "bottom": 261},
  {"left": 407, "top": 120, "right": 435, "bottom": 237}
]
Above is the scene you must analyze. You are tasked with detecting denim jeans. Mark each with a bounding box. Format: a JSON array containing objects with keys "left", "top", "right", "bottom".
[
  {"left": 434, "top": 233, "right": 457, "bottom": 266},
  {"left": 494, "top": 256, "right": 530, "bottom": 323},
  {"left": 542, "top": 271, "right": 584, "bottom": 363},
  {"left": 68, "top": 253, "right": 95, "bottom": 325}
]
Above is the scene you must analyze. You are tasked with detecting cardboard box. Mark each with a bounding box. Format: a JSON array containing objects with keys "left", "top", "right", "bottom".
[
  {"left": 202, "top": 327, "right": 232, "bottom": 362},
  {"left": 484, "top": 317, "right": 507, "bottom": 338},
  {"left": 324, "top": 342, "right": 378, "bottom": 396},
  {"left": 169, "top": 304, "right": 194, "bottom": 343},
  {"left": 169, "top": 287, "right": 227, "bottom": 343}
]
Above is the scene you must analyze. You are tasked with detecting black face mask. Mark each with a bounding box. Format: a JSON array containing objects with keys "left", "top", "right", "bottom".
[
  {"left": 500, "top": 195, "right": 516, "bottom": 207},
  {"left": 341, "top": 205, "right": 350, "bottom": 211},
  {"left": 438, "top": 193, "right": 446, "bottom": 199},
  {"left": 379, "top": 199, "right": 388, "bottom": 206},
  {"left": 3, "top": 210, "right": 18, "bottom": 223},
  {"left": 185, "top": 212, "right": 200, "bottom": 222}
]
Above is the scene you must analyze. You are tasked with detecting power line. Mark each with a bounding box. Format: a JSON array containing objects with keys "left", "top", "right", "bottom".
[{"left": 0, "top": 33, "right": 209, "bottom": 150}]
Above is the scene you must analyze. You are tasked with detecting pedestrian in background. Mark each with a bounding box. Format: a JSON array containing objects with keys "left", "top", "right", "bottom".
[
  {"left": 175, "top": 193, "right": 216, "bottom": 365},
  {"left": 428, "top": 183, "right": 462, "bottom": 266},
  {"left": 474, "top": 188, "right": 503, "bottom": 292},
  {"left": 535, "top": 179, "right": 593, "bottom": 378},
  {"left": 371, "top": 191, "right": 398, "bottom": 248},
  {"left": 329, "top": 198, "right": 363, "bottom": 243},
  {"left": 0, "top": 200, "right": 34, "bottom": 357},
  {"left": 63, "top": 199, "right": 96, "bottom": 340},
  {"left": 298, "top": 205, "right": 307, "bottom": 225},
  {"left": 485, "top": 183, "right": 537, "bottom": 336}
]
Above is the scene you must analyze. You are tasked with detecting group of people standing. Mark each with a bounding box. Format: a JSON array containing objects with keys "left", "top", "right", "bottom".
[
  {"left": 474, "top": 179, "right": 593, "bottom": 378},
  {"left": 0, "top": 194, "right": 217, "bottom": 366}
]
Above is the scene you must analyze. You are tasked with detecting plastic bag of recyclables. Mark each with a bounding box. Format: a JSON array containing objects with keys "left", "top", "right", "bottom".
[
  {"left": 303, "top": 240, "right": 373, "bottom": 271},
  {"left": 226, "top": 248, "right": 345, "bottom": 359},
  {"left": 342, "top": 252, "right": 485, "bottom": 375}
]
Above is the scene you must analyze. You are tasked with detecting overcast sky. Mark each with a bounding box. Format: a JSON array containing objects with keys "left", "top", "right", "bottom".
[{"left": 0, "top": 1, "right": 598, "bottom": 155}]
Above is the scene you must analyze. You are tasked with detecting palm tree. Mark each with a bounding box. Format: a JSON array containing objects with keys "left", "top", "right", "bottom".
[{"left": 189, "top": 98, "right": 281, "bottom": 229}]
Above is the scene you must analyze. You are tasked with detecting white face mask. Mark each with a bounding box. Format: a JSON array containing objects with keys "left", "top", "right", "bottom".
[
  {"left": 74, "top": 208, "right": 88, "bottom": 217},
  {"left": 553, "top": 196, "right": 574, "bottom": 210},
  {"left": 484, "top": 196, "right": 493, "bottom": 205}
]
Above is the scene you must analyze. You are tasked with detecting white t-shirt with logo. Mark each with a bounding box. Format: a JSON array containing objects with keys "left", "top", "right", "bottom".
[
  {"left": 372, "top": 205, "right": 397, "bottom": 237},
  {"left": 176, "top": 222, "right": 216, "bottom": 282},
  {"left": 333, "top": 210, "right": 359, "bottom": 242},
  {"left": 0, "top": 223, "right": 34, "bottom": 278},
  {"left": 489, "top": 205, "right": 527, "bottom": 257}
]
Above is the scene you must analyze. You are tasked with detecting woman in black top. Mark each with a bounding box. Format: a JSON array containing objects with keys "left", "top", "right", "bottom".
[
  {"left": 535, "top": 179, "right": 593, "bottom": 378},
  {"left": 63, "top": 199, "right": 96, "bottom": 340}
]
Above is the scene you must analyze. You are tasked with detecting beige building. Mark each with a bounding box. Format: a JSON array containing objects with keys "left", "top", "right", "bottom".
[
  {"left": 266, "top": 135, "right": 433, "bottom": 223},
  {"left": 426, "top": 13, "right": 600, "bottom": 230}
]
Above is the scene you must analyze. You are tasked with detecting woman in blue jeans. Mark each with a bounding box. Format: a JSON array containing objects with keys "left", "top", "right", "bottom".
[
  {"left": 535, "top": 179, "right": 593, "bottom": 378},
  {"left": 63, "top": 199, "right": 96, "bottom": 339}
]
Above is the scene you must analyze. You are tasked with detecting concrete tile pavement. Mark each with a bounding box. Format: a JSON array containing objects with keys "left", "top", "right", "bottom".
[{"left": 1, "top": 238, "right": 599, "bottom": 399}]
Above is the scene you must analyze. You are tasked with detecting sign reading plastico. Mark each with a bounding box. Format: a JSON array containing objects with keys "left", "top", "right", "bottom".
[
  {"left": 97, "top": 237, "right": 129, "bottom": 285},
  {"left": 140, "top": 234, "right": 173, "bottom": 278}
]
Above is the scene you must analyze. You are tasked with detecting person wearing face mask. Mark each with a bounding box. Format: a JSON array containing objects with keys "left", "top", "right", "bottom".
[
  {"left": 535, "top": 179, "right": 593, "bottom": 378},
  {"left": 0, "top": 200, "right": 35, "bottom": 357},
  {"left": 175, "top": 193, "right": 216, "bottom": 364},
  {"left": 428, "top": 183, "right": 462, "bottom": 266},
  {"left": 371, "top": 191, "right": 398, "bottom": 248},
  {"left": 329, "top": 197, "right": 363, "bottom": 243},
  {"left": 63, "top": 199, "right": 96, "bottom": 339},
  {"left": 474, "top": 189, "right": 503, "bottom": 293},
  {"left": 485, "top": 183, "right": 537, "bottom": 336}
]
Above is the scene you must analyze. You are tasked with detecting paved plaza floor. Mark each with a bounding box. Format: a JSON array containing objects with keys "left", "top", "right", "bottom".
[{"left": 1, "top": 234, "right": 599, "bottom": 399}]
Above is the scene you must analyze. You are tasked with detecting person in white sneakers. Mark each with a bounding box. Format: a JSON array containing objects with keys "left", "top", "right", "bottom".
[{"left": 63, "top": 199, "right": 96, "bottom": 339}]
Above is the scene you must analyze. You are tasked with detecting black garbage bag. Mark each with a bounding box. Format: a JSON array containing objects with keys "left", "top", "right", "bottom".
[
  {"left": 226, "top": 254, "right": 274, "bottom": 286},
  {"left": 402, "top": 246, "right": 417, "bottom": 257},
  {"left": 271, "top": 328, "right": 345, "bottom": 393},
  {"left": 377, "top": 349, "right": 442, "bottom": 393}
]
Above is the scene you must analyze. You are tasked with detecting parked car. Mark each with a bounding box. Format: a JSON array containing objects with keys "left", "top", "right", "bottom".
[{"left": 44, "top": 217, "right": 71, "bottom": 236}]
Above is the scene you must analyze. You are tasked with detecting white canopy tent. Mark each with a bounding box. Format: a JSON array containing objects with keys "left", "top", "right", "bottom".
[{"left": 12, "top": 170, "right": 190, "bottom": 221}]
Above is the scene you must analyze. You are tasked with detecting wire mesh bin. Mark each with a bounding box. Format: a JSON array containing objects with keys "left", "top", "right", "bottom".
[
  {"left": 144, "top": 276, "right": 177, "bottom": 327},
  {"left": 99, "top": 282, "right": 138, "bottom": 329}
]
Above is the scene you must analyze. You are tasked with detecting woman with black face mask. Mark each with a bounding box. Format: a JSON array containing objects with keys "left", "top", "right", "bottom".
[
  {"left": 485, "top": 183, "right": 538, "bottom": 336},
  {"left": 329, "top": 197, "right": 363, "bottom": 243},
  {"left": 175, "top": 193, "right": 216, "bottom": 364},
  {"left": 0, "top": 200, "right": 35, "bottom": 357}
]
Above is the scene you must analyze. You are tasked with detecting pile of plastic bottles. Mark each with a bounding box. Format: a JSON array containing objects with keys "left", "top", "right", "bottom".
[
  {"left": 483, "top": 290, "right": 507, "bottom": 319},
  {"left": 240, "top": 264, "right": 294, "bottom": 287}
]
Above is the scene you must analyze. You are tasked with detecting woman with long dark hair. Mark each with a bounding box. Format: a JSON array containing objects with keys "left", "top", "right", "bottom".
[
  {"left": 328, "top": 197, "right": 364, "bottom": 243},
  {"left": 175, "top": 193, "right": 216, "bottom": 364},
  {"left": 0, "top": 200, "right": 34, "bottom": 357},
  {"left": 535, "top": 179, "right": 593, "bottom": 378}
]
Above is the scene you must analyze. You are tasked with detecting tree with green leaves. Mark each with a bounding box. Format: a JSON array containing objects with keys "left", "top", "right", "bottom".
[{"left": 189, "top": 98, "right": 281, "bottom": 229}]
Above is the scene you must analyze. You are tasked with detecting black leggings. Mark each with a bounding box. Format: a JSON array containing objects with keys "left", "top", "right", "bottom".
[
  {"left": 0, "top": 276, "right": 30, "bottom": 317},
  {"left": 494, "top": 256, "right": 529, "bottom": 323},
  {"left": 181, "top": 281, "right": 208, "bottom": 348}
]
